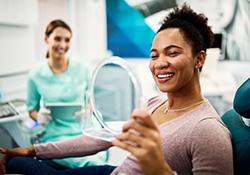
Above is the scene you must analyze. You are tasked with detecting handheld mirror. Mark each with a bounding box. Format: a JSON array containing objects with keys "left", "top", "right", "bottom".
[{"left": 82, "top": 56, "right": 144, "bottom": 141}]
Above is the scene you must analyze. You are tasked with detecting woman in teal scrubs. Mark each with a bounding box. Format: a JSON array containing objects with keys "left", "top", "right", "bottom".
[{"left": 26, "top": 19, "right": 107, "bottom": 169}]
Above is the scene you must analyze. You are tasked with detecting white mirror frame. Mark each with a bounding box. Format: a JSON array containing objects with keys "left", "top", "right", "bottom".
[{"left": 88, "top": 56, "right": 142, "bottom": 133}]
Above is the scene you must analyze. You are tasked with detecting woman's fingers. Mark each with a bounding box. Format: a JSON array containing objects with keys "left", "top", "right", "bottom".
[
  {"left": 112, "top": 136, "right": 138, "bottom": 153},
  {"left": 0, "top": 147, "right": 21, "bottom": 156},
  {"left": 0, "top": 146, "right": 35, "bottom": 157},
  {"left": 112, "top": 109, "right": 173, "bottom": 175},
  {"left": 0, "top": 148, "right": 13, "bottom": 155},
  {"left": 112, "top": 130, "right": 161, "bottom": 161},
  {"left": 122, "top": 118, "right": 159, "bottom": 142},
  {"left": 113, "top": 108, "right": 161, "bottom": 150},
  {"left": 0, "top": 154, "right": 9, "bottom": 174},
  {"left": 116, "top": 125, "right": 160, "bottom": 146},
  {"left": 0, "top": 147, "right": 36, "bottom": 174},
  {"left": 0, "top": 148, "right": 11, "bottom": 175},
  {"left": 112, "top": 133, "right": 148, "bottom": 159},
  {"left": 123, "top": 108, "right": 158, "bottom": 130},
  {"left": 0, "top": 148, "right": 6, "bottom": 153}
]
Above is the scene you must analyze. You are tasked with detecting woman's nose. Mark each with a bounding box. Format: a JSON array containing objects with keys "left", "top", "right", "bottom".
[
  {"left": 59, "top": 40, "right": 67, "bottom": 48},
  {"left": 154, "top": 59, "right": 169, "bottom": 69}
]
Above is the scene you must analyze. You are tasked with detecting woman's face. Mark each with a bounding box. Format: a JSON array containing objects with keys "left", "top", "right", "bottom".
[
  {"left": 45, "top": 27, "right": 71, "bottom": 59},
  {"left": 149, "top": 28, "right": 198, "bottom": 93}
]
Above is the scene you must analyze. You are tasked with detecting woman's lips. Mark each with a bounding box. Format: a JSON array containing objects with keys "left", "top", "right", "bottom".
[{"left": 156, "top": 73, "right": 174, "bottom": 83}]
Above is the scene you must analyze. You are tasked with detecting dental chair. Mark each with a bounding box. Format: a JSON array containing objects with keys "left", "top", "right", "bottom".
[{"left": 221, "top": 77, "right": 250, "bottom": 175}]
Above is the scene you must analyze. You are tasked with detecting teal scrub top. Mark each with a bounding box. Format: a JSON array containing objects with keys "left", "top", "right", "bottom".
[{"left": 27, "top": 59, "right": 108, "bottom": 168}]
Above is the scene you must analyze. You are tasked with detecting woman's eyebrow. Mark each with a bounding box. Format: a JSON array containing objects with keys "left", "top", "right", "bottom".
[
  {"left": 163, "top": 45, "right": 183, "bottom": 51},
  {"left": 150, "top": 45, "right": 183, "bottom": 53},
  {"left": 150, "top": 48, "right": 157, "bottom": 53}
]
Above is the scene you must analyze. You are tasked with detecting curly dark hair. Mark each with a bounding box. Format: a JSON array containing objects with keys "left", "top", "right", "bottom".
[{"left": 157, "top": 3, "right": 214, "bottom": 56}]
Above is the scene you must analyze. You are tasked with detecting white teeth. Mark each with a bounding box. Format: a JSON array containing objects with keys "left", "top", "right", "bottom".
[{"left": 157, "top": 74, "right": 173, "bottom": 78}]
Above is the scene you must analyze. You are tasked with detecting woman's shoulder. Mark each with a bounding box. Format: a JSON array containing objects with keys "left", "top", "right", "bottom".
[
  {"left": 147, "top": 95, "right": 167, "bottom": 114},
  {"left": 28, "top": 61, "right": 48, "bottom": 78},
  {"left": 69, "top": 59, "right": 89, "bottom": 67},
  {"left": 187, "top": 101, "right": 229, "bottom": 135},
  {"left": 69, "top": 59, "right": 91, "bottom": 73}
]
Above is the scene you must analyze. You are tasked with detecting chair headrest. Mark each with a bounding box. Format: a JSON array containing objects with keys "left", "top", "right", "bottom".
[{"left": 233, "top": 77, "right": 250, "bottom": 118}]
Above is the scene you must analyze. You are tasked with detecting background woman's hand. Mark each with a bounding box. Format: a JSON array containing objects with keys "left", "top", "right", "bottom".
[
  {"left": 112, "top": 109, "right": 174, "bottom": 175},
  {"left": 0, "top": 146, "right": 35, "bottom": 174}
]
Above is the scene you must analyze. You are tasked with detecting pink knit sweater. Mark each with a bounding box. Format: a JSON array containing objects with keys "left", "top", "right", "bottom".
[{"left": 34, "top": 96, "right": 233, "bottom": 175}]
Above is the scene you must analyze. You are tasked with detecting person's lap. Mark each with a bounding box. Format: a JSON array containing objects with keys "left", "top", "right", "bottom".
[
  {"left": 42, "top": 159, "right": 69, "bottom": 170},
  {"left": 7, "top": 156, "right": 62, "bottom": 175},
  {"left": 6, "top": 156, "right": 116, "bottom": 175},
  {"left": 60, "top": 165, "right": 116, "bottom": 175}
]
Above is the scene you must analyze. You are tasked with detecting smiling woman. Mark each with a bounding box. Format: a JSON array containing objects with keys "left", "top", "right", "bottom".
[
  {"left": 25, "top": 19, "right": 108, "bottom": 169},
  {"left": 45, "top": 27, "right": 71, "bottom": 62},
  {"left": 0, "top": 3, "right": 233, "bottom": 175},
  {"left": 149, "top": 28, "right": 204, "bottom": 94}
]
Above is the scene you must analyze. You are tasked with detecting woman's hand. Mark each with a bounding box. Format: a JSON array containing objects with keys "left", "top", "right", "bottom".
[
  {"left": 0, "top": 146, "right": 35, "bottom": 174},
  {"left": 112, "top": 109, "right": 174, "bottom": 175}
]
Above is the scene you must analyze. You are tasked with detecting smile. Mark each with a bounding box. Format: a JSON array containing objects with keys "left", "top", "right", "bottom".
[{"left": 157, "top": 73, "right": 174, "bottom": 79}]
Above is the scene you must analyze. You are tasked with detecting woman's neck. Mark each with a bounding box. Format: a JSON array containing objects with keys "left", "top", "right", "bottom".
[
  {"left": 48, "top": 57, "right": 69, "bottom": 75},
  {"left": 167, "top": 82, "right": 203, "bottom": 110}
]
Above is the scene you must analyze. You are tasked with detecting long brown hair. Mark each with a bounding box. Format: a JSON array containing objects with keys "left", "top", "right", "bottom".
[{"left": 45, "top": 19, "right": 72, "bottom": 58}]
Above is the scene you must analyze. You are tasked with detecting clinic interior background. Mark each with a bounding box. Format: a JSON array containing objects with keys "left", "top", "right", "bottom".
[{"left": 0, "top": 0, "right": 250, "bottom": 116}]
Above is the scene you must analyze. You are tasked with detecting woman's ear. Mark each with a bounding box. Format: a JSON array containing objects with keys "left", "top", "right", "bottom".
[
  {"left": 44, "top": 35, "right": 49, "bottom": 44},
  {"left": 195, "top": 50, "right": 206, "bottom": 68}
]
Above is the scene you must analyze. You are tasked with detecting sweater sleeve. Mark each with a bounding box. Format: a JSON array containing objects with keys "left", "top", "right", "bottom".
[
  {"left": 34, "top": 135, "right": 112, "bottom": 159},
  {"left": 190, "top": 118, "right": 233, "bottom": 175}
]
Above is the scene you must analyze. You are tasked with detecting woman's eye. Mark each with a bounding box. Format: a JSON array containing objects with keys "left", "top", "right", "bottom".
[
  {"left": 167, "top": 51, "right": 179, "bottom": 56},
  {"left": 150, "top": 55, "right": 158, "bottom": 59},
  {"left": 65, "top": 38, "right": 70, "bottom": 43},
  {"left": 54, "top": 37, "right": 61, "bottom": 42}
]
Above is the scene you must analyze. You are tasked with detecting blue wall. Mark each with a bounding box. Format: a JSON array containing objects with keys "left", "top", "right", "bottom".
[{"left": 106, "top": 0, "right": 155, "bottom": 58}]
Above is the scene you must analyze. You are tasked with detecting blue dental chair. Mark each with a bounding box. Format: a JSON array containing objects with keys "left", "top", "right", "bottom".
[{"left": 221, "top": 77, "right": 250, "bottom": 175}]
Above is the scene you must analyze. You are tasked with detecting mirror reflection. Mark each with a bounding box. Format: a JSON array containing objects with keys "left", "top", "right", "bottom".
[
  {"left": 94, "top": 63, "right": 135, "bottom": 122},
  {"left": 83, "top": 56, "right": 143, "bottom": 141}
]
